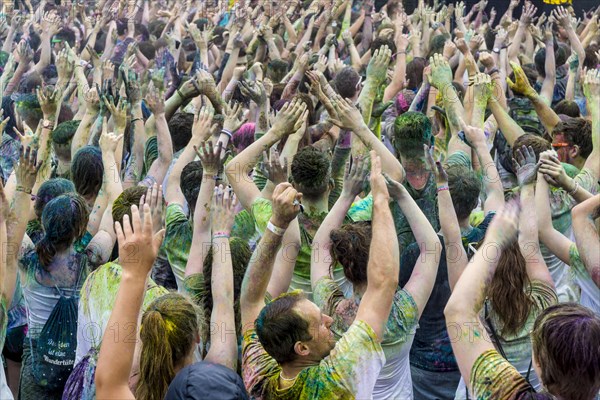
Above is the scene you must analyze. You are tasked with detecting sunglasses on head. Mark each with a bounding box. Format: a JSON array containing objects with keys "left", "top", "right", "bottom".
[{"left": 551, "top": 142, "right": 570, "bottom": 149}]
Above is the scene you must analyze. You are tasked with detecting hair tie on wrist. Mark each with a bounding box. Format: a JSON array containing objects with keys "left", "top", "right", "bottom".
[
  {"left": 437, "top": 185, "right": 450, "bottom": 193},
  {"left": 213, "top": 231, "right": 230, "bottom": 239},
  {"left": 221, "top": 129, "right": 233, "bottom": 139}
]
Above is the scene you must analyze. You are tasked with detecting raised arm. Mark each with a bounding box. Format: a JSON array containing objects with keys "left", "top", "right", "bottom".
[
  {"left": 240, "top": 183, "right": 302, "bottom": 330},
  {"left": 445, "top": 202, "right": 520, "bottom": 391},
  {"left": 143, "top": 84, "right": 173, "bottom": 186},
  {"left": 184, "top": 140, "right": 222, "bottom": 277},
  {"left": 354, "top": 152, "right": 399, "bottom": 341},
  {"left": 204, "top": 187, "right": 239, "bottom": 370},
  {"left": 582, "top": 68, "right": 600, "bottom": 181},
  {"left": 95, "top": 204, "right": 164, "bottom": 400},
  {"left": 384, "top": 167, "right": 441, "bottom": 318},
  {"left": 311, "top": 157, "right": 369, "bottom": 289},
  {"left": 572, "top": 195, "right": 600, "bottom": 288},
  {"left": 514, "top": 146, "right": 553, "bottom": 286}
]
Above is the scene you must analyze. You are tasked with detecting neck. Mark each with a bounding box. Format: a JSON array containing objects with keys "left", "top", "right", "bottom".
[
  {"left": 571, "top": 156, "right": 585, "bottom": 171},
  {"left": 458, "top": 217, "right": 472, "bottom": 231},
  {"left": 280, "top": 358, "right": 318, "bottom": 382},
  {"left": 302, "top": 196, "right": 329, "bottom": 214}
]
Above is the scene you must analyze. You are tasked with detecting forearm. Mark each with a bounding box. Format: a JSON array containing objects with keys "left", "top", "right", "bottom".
[
  {"left": 4, "top": 65, "right": 27, "bottom": 97},
  {"left": 540, "top": 41, "right": 556, "bottom": 103},
  {"left": 565, "top": 27, "right": 585, "bottom": 62},
  {"left": 530, "top": 94, "right": 561, "bottom": 134},
  {"left": 488, "top": 99, "right": 525, "bottom": 145},
  {"left": 438, "top": 188, "right": 468, "bottom": 290},
  {"left": 34, "top": 33, "right": 52, "bottom": 74},
  {"left": 72, "top": 112, "right": 97, "bottom": 154},
  {"left": 2, "top": 29, "right": 16, "bottom": 53},
  {"left": 508, "top": 24, "right": 526, "bottom": 62},
  {"left": 383, "top": 53, "right": 407, "bottom": 103},
  {"left": 353, "top": 123, "right": 404, "bottom": 181}
]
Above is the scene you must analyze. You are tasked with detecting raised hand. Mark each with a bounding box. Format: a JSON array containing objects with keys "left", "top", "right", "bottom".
[
  {"left": 37, "top": 85, "right": 63, "bottom": 119},
  {"left": 341, "top": 156, "right": 368, "bottom": 199},
  {"left": 582, "top": 68, "right": 600, "bottom": 108},
  {"left": 13, "top": 122, "right": 39, "bottom": 150},
  {"left": 84, "top": 86, "right": 101, "bottom": 113},
  {"left": 485, "top": 199, "right": 520, "bottom": 248},
  {"left": 471, "top": 72, "right": 494, "bottom": 104},
  {"left": 195, "top": 140, "right": 224, "bottom": 176},
  {"left": 424, "top": 144, "right": 448, "bottom": 186},
  {"left": 520, "top": 2, "right": 537, "bottom": 25},
  {"left": 191, "top": 106, "right": 215, "bottom": 142},
  {"left": 327, "top": 94, "right": 363, "bottom": 131},
  {"left": 211, "top": 185, "right": 238, "bottom": 236},
  {"left": 139, "top": 183, "right": 164, "bottom": 234},
  {"left": 115, "top": 204, "right": 165, "bottom": 276},
  {"left": 258, "top": 147, "right": 288, "bottom": 186},
  {"left": 145, "top": 82, "right": 165, "bottom": 115},
  {"left": 429, "top": 53, "right": 453, "bottom": 90},
  {"left": 99, "top": 118, "right": 124, "bottom": 155},
  {"left": 370, "top": 150, "right": 390, "bottom": 203},
  {"left": 366, "top": 45, "right": 392, "bottom": 84},
  {"left": 538, "top": 150, "right": 572, "bottom": 190},
  {"left": 15, "top": 146, "right": 41, "bottom": 192},
  {"left": 513, "top": 145, "right": 539, "bottom": 186},
  {"left": 238, "top": 80, "right": 267, "bottom": 106},
  {"left": 270, "top": 99, "right": 307, "bottom": 139},
  {"left": 103, "top": 97, "right": 129, "bottom": 132},
  {"left": 552, "top": 6, "right": 572, "bottom": 29},
  {"left": 507, "top": 61, "right": 537, "bottom": 98},
  {"left": 270, "top": 182, "right": 302, "bottom": 228}
]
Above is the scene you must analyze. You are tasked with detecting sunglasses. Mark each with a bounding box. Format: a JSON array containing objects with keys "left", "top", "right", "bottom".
[{"left": 551, "top": 142, "right": 570, "bottom": 149}]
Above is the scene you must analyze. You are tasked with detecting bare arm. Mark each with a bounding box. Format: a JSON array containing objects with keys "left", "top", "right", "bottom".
[{"left": 572, "top": 195, "right": 600, "bottom": 288}]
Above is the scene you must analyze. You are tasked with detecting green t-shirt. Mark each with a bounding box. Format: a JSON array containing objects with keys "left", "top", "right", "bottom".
[
  {"left": 242, "top": 320, "right": 385, "bottom": 399},
  {"left": 470, "top": 349, "right": 534, "bottom": 399}
]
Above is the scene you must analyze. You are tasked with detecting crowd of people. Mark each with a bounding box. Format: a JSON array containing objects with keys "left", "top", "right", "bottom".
[{"left": 0, "top": 0, "right": 599, "bottom": 398}]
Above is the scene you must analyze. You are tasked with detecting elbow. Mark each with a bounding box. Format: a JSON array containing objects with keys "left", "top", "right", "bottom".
[{"left": 444, "top": 294, "right": 464, "bottom": 321}]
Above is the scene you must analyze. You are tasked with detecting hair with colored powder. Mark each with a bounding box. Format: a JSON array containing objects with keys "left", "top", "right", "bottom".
[
  {"left": 392, "top": 111, "right": 432, "bottom": 159},
  {"left": 512, "top": 134, "right": 551, "bottom": 160},
  {"left": 487, "top": 240, "right": 534, "bottom": 337},
  {"left": 447, "top": 165, "right": 481, "bottom": 221},
  {"left": 255, "top": 290, "right": 312, "bottom": 364},
  {"left": 36, "top": 193, "right": 89, "bottom": 269},
  {"left": 290, "top": 146, "right": 331, "bottom": 200},
  {"left": 112, "top": 186, "right": 148, "bottom": 226},
  {"left": 232, "top": 122, "right": 255, "bottom": 152},
  {"left": 330, "top": 222, "right": 372, "bottom": 285},
  {"left": 51, "top": 120, "right": 81, "bottom": 145},
  {"left": 552, "top": 117, "right": 593, "bottom": 158},
  {"left": 552, "top": 100, "right": 581, "bottom": 118},
  {"left": 71, "top": 146, "right": 104, "bottom": 200},
  {"left": 137, "top": 293, "right": 200, "bottom": 400},
  {"left": 34, "top": 178, "right": 76, "bottom": 219},
  {"left": 13, "top": 93, "right": 43, "bottom": 126},
  {"left": 531, "top": 303, "right": 600, "bottom": 400}
]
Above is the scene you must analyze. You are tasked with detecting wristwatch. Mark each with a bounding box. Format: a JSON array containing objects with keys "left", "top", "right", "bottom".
[
  {"left": 42, "top": 119, "right": 54, "bottom": 129},
  {"left": 493, "top": 47, "right": 501, "bottom": 54}
]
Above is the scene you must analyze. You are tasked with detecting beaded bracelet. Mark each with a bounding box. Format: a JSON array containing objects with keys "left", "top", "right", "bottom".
[
  {"left": 437, "top": 186, "right": 450, "bottom": 193},
  {"left": 16, "top": 185, "right": 32, "bottom": 194},
  {"left": 568, "top": 181, "right": 579, "bottom": 196},
  {"left": 213, "top": 231, "right": 230, "bottom": 239}
]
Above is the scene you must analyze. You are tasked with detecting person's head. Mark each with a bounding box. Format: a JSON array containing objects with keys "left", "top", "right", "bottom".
[
  {"left": 112, "top": 186, "right": 148, "bottom": 227},
  {"left": 375, "top": 22, "right": 395, "bottom": 41},
  {"left": 512, "top": 134, "right": 551, "bottom": 162},
  {"left": 552, "top": 100, "right": 580, "bottom": 118},
  {"left": 371, "top": 36, "right": 396, "bottom": 56},
  {"left": 583, "top": 44, "right": 600, "bottom": 70},
  {"left": 267, "top": 59, "right": 289, "bottom": 83},
  {"left": 165, "top": 362, "right": 249, "bottom": 400},
  {"left": 531, "top": 303, "right": 600, "bottom": 400},
  {"left": 13, "top": 93, "right": 42, "bottom": 130},
  {"left": 256, "top": 291, "right": 335, "bottom": 365},
  {"left": 290, "top": 146, "right": 333, "bottom": 201},
  {"left": 551, "top": 117, "right": 592, "bottom": 165},
  {"left": 137, "top": 293, "right": 201, "bottom": 400},
  {"left": 508, "top": 64, "right": 538, "bottom": 89},
  {"left": 392, "top": 111, "right": 433, "bottom": 161},
  {"left": 406, "top": 57, "right": 426, "bottom": 90},
  {"left": 34, "top": 178, "right": 75, "bottom": 219},
  {"left": 427, "top": 35, "right": 447, "bottom": 59},
  {"left": 71, "top": 146, "right": 104, "bottom": 205},
  {"left": 51, "top": 120, "right": 80, "bottom": 161},
  {"left": 487, "top": 240, "right": 533, "bottom": 337},
  {"left": 333, "top": 67, "right": 362, "bottom": 100},
  {"left": 168, "top": 112, "right": 195, "bottom": 153},
  {"left": 232, "top": 122, "right": 255, "bottom": 153},
  {"left": 53, "top": 28, "right": 76, "bottom": 50},
  {"left": 36, "top": 193, "right": 89, "bottom": 269},
  {"left": 446, "top": 165, "right": 481, "bottom": 221},
  {"left": 330, "top": 222, "right": 372, "bottom": 287},
  {"left": 181, "top": 161, "right": 203, "bottom": 212},
  {"left": 116, "top": 18, "right": 129, "bottom": 36},
  {"left": 138, "top": 41, "right": 156, "bottom": 60}
]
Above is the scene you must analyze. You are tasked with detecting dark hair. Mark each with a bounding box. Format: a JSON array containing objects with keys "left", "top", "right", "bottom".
[
  {"left": 427, "top": 35, "right": 447, "bottom": 59},
  {"left": 392, "top": 111, "right": 432, "bottom": 159},
  {"left": 372, "top": 36, "right": 396, "bottom": 56},
  {"left": 509, "top": 64, "right": 538, "bottom": 89},
  {"left": 552, "top": 100, "right": 580, "bottom": 118},
  {"left": 290, "top": 146, "right": 331, "bottom": 200},
  {"left": 512, "top": 134, "right": 551, "bottom": 160},
  {"left": 148, "top": 20, "right": 167, "bottom": 38},
  {"left": 168, "top": 112, "right": 195, "bottom": 153},
  {"left": 333, "top": 67, "right": 361, "bottom": 99},
  {"left": 406, "top": 57, "right": 426, "bottom": 90},
  {"left": 51, "top": 120, "right": 80, "bottom": 145},
  {"left": 553, "top": 117, "right": 593, "bottom": 158},
  {"left": 487, "top": 240, "right": 534, "bottom": 336},
  {"left": 181, "top": 161, "right": 203, "bottom": 211},
  {"left": 330, "top": 222, "right": 372, "bottom": 285},
  {"left": 55, "top": 28, "right": 76, "bottom": 47},
  {"left": 71, "top": 146, "right": 104, "bottom": 199},
  {"left": 583, "top": 44, "right": 600, "bottom": 70},
  {"left": 447, "top": 165, "right": 481, "bottom": 220},
  {"left": 255, "top": 291, "right": 312, "bottom": 364},
  {"left": 14, "top": 93, "right": 42, "bottom": 126},
  {"left": 116, "top": 18, "right": 128, "bottom": 36},
  {"left": 36, "top": 193, "right": 89, "bottom": 268},
  {"left": 531, "top": 303, "right": 600, "bottom": 400},
  {"left": 138, "top": 41, "right": 156, "bottom": 60},
  {"left": 34, "top": 178, "right": 75, "bottom": 219},
  {"left": 112, "top": 186, "right": 148, "bottom": 226}
]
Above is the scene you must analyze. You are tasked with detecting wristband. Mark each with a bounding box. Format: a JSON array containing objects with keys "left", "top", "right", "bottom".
[
  {"left": 221, "top": 129, "right": 233, "bottom": 139},
  {"left": 267, "top": 220, "right": 286, "bottom": 236},
  {"left": 16, "top": 185, "right": 32, "bottom": 194},
  {"left": 176, "top": 89, "right": 185, "bottom": 99},
  {"left": 568, "top": 181, "right": 579, "bottom": 196},
  {"left": 213, "top": 231, "right": 230, "bottom": 239},
  {"left": 131, "top": 117, "right": 143, "bottom": 123},
  {"left": 487, "top": 68, "right": 499, "bottom": 76},
  {"left": 203, "top": 173, "right": 220, "bottom": 181},
  {"left": 437, "top": 185, "right": 449, "bottom": 193}
]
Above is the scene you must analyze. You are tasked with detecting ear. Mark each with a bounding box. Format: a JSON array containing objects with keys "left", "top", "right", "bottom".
[
  {"left": 293, "top": 341, "right": 311, "bottom": 357},
  {"left": 569, "top": 144, "right": 580, "bottom": 158},
  {"left": 328, "top": 178, "right": 335, "bottom": 192}
]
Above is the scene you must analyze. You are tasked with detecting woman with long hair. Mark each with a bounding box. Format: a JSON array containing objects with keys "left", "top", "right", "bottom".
[{"left": 310, "top": 157, "right": 441, "bottom": 399}]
